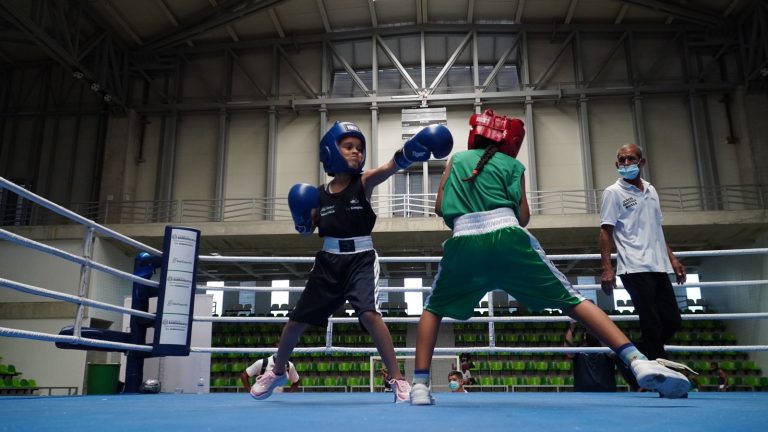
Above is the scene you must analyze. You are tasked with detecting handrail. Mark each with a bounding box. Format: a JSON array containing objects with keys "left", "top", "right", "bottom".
[{"left": 3, "top": 182, "right": 764, "bottom": 226}]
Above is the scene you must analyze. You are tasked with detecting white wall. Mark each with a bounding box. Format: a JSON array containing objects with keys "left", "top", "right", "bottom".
[
  {"left": 0, "top": 236, "right": 135, "bottom": 393},
  {"left": 533, "top": 103, "right": 583, "bottom": 191},
  {"left": 0, "top": 317, "right": 88, "bottom": 394},
  {"left": 227, "top": 112, "right": 269, "bottom": 199},
  {"left": 589, "top": 98, "right": 636, "bottom": 189},
  {"left": 174, "top": 114, "right": 219, "bottom": 200},
  {"left": 643, "top": 97, "right": 697, "bottom": 187},
  {"left": 0, "top": 239, "right": 83, "bottom": 301},
  {"left": 134, "top": 115, "right": 164, "bottom": 202}
]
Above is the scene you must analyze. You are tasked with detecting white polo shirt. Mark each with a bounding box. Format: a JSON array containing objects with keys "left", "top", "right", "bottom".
[{"left": 600, "top": 178, "right": 673, "bottom": 275}]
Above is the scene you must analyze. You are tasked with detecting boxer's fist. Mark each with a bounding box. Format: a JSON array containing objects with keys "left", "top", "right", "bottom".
[
  {"left": 394, "top": 124, "right": 454, "bottom": 169},
  {"left": 288, "top": 183, "right": 320, "bottom": 235}
]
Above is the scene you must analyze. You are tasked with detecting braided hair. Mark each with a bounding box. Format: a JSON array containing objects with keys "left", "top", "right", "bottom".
[{"left": 463, "top": 136, "right": 500, "bottom": 182}]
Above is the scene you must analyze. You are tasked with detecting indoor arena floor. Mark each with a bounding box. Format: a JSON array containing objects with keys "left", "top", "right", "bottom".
[{"left": 2, "top": 391, "right": 766, "bottom": 431}]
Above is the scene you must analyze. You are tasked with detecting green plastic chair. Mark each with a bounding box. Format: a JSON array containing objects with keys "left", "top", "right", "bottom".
[
  {"left": 742, "top": 376, "right": 760, "bottom": 387},
  {"left": 504, "top": 376, "right": 518, "bottom": 386}
]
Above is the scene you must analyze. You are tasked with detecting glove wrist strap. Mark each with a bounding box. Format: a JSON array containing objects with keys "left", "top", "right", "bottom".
[{"left": 393, "top": 149, "right": 412, "bottom": 170}]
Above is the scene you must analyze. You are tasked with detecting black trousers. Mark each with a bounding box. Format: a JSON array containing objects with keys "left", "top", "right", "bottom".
[{"left": 619, "top": 272, "right": 682, "bottom": 360}]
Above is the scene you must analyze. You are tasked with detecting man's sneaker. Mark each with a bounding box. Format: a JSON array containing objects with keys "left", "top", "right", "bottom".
[
  {"left": 631, "top": 359, "right": 690, "bottom": 399},
  {"left": 389, "top": 378, "right": 411, "bottom": 403},
  {"left": 250, "top": 370, "right": 288, "bottom": 400},
  {"left": 409, "top": 383, "right": 435, "bottom": 406}
]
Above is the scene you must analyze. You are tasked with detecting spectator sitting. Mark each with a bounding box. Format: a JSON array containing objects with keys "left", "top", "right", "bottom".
[
  {"left": 460, "top": 361, "right": 476, "bottom": 386},
  {"left": 241, "top": 354, "right": 301, "bottom": 394},
  {"left": 711, "top": 362, "right": 729, "bottom": 392},
  {"left": 448, "top": 370, "right": 468, "bottom": 393},
  {"left": 380, "top": 367, "right": 393, "bottom": 392},
  {"left": 459, "top": 353, "right": 475, "bottom": 370}
]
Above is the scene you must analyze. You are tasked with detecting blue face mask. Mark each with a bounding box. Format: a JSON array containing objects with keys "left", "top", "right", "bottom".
[
  {"left": 618, "top": 163, "right": 640, "bottom": 180},
  {"left": 448, "top": 380, "right": 461, "bottom": 391}
]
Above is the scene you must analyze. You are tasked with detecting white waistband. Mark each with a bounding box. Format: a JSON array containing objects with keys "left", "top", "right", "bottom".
[
  {"left": 452, "top": 207, "right": 520, "bottom": 236},
  {"left": 322, "top": 236, "right": 374, "bottom": 254}
]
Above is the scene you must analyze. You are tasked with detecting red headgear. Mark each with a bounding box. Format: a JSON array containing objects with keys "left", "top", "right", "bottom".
[{"left": 468, "top": 110, "right": 525, "bottom": 158}]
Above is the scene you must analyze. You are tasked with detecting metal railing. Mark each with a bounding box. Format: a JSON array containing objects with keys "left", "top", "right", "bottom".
[{"left": 2, "top": 184, "right": 766, "bottom": 227}]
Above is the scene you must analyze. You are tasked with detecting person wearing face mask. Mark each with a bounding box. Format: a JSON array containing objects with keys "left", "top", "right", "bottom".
[
  {"left": 448, "top": 371, "right": 468, "bottom": 393},
  {"left": 599, "top": 143, "right": 687, "bottom": 363}
]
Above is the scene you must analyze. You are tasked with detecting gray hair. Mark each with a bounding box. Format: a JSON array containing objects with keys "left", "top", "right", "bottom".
[{"left": 618, "top": 143, "right": 644, "bottom": 158}]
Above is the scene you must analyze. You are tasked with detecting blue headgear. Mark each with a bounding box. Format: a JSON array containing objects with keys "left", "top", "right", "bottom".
[{"left": 320, "top": 121, "right": 366, "bottom": 176}]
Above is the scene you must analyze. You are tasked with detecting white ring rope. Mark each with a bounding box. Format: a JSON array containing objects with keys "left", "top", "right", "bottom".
[
  {"left": 199, "top": 248, "right": 768, "bottom": 264},
  {"left": 0, "top": 326, "right": 152, "bottom": 352},
  {"left": 0, "top": 277, "right": 155, "bottom": 320},
  {"left": 0, "top": 228, "right": 160, "bottom": 288},
  {"left": 195, "top": 313, "right": 768, "bottom": 324},
  {"left": 0, "top": 177, "right": 160, "bottom": 256},
  {"left": 191, "top": 345, "right": 768, "bottom": 355},
  {"left": 195, "top": 280, "right": 768, "bottom": 294}
]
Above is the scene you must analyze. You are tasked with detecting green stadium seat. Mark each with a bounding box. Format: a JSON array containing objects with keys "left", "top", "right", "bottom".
[
  {"left": 742, "top": 376, "right": 760, "bottom": 387},
  {"left": 744, "top": 361, "right": 760, "bottom": 372}
]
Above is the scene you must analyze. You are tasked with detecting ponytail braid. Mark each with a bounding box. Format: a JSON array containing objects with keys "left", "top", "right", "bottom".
[{"left": 463, "top": 145, "right": 499, "bottom": 182}]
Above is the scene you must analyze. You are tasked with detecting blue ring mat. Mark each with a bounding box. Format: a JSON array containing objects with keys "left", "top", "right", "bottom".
[{"left": 1, "top": 391, "right": 766, "bottom": 431}]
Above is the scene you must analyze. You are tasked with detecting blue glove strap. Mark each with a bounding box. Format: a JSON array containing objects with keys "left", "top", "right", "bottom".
[{"left": 394, "top": 149, "right": 411, "bottom": 170}]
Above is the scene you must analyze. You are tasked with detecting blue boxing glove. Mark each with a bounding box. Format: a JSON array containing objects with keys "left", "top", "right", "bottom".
[
  {"left": 394, "top": 124, "right": 454, "bottom": 170},
  {"left": 288, "top": 183, "right": 320, "bottom": 236}
]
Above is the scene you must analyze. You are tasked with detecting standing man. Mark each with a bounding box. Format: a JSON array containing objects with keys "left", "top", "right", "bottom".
[{"left": 599, "top": 143, "right": 686, "bottom": 361}]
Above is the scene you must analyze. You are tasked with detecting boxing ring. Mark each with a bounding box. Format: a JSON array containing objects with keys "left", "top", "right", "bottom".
[{"left": 2, "top": 176, "right": 768, "bottom": 431}]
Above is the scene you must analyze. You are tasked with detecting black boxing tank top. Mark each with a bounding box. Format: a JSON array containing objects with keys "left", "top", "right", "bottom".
[{"left": 317, "top": 175, "right": 377, "bottom": 238}]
